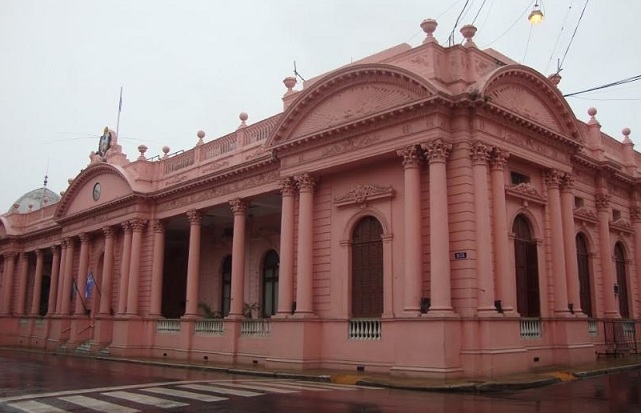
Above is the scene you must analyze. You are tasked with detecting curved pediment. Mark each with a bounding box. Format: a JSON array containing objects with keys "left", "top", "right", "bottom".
[
  {"left": 55, "top": 163, "right": 136, "bottom": 220},
  {"left": 267, "top": 64, "right": 438, "bottom": 148},
  {"left": 479, "top": 66, "right": 581, "bottom": 142}
]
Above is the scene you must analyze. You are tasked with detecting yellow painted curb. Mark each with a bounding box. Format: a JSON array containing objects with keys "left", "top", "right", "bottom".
[
  {"left": 548, "top": 371, "right": 577, "bottom": 382},
  {"left": 331, "top": 375, "right": 364, "bottom": 385}
]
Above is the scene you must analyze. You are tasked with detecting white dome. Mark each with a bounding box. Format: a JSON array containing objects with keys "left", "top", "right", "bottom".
[{"left": 9, "top": 187, "right": 61, "bottom": 213}]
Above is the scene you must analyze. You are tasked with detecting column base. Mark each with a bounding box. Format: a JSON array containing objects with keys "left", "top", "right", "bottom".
[
  {"left": 476, "top": 307, "right": 504, "bottom": 317},
  {"left": 292, "top": 312, "right": 317, "bottom": 319},
  {"left": 423, "top": 310, "right": 459, "bottom": 318},
  {"left": 554, "top": 309, "right": 574, "bottom": 318}
]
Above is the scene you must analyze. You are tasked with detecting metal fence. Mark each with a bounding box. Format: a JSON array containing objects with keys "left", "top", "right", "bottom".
[{"left": 601, "top": 320, "right": 639, "bottom": 357}]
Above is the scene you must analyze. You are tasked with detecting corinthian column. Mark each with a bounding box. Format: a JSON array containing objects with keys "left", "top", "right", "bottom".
[
  {"left": 597, "top": 193, "right": 617, "bottom": 317},
  {"left": 60, "top": 238, "right": 75, "bottom": 315},
  {"left": 99, "top": 227, "right": 115, "bottom": 316},
  {"left": 126, "top": 219, "right": 147, "bottom": 316},
  {"left": 16, "top": 252, "right": 29, "bottom": 315},
  {"left": 546, "top": 170, "right": 570, "bottom": 316},
  {"left": 229, "top": 199, "right": 247, "bottom": 317},
  {"left": 149, "top": 220, "right": 165, "bottom": 317},
  {"left": 471, "top": 142, "right": 496, "bottom": 313},
  {"left": 0, "top": 253, "right": 17, "bottom": 314},
  {"left": 47, "top": 246, "right": 60, "bottom": 316},
  {"left": 421, "top": 138, "right": 454, "bottom": 315},
  {"left": 184, "top": 211, "right": 202, "bottom": 318},
  {"left": 632, "top": 207, "right": 641, "bottom": 316},
  {"left": 117, "top": 222, "right": 133, "bottom": 315},
  {"left": 75, "top": 233, "right": 90, "bottom": 315},
  {"left": 490, "top": 148, "right": 515, "bottom": 313},
  {"left": 277, "top": 177, "right": 296, "bottom": 316},
  {"left": 30, "top": 249, "right": 44, "bottom": 316},
  {"left": 561, "top": 174, "right": 582, "bottom": 315},
  {"left": 396, "top": 145, "right": 423, "bottom": 315},
  {"left": 295, "top": 173, "right": 316, "bottom": 316}
]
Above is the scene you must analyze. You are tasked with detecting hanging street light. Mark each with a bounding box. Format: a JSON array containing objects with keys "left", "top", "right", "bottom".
[{"left": 528, "top": 2, "right": 544, "bottom": 25}]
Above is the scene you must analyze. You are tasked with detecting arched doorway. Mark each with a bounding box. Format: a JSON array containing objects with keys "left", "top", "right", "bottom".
[
  {"left": 221, "top": 255, "right": 232, "bottom": 317},
  {"left": 262, "top": 250, "right": 279, "bottom": 318},
  {"left": 576, "top": 233, "right": 592, "bottom": 317},
  {"left": 513, "top": 215, "right": 540, "bottom": 317},
  {"left": 351, "top": 216, "right": 383, "bottom": 317},
  {"left": 614, "top": 242, "right": 630, "bottom": 318}
]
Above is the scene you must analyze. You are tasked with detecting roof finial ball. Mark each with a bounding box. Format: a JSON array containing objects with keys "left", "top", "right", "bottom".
[
  {"left": 196, "top": 130, "right": 206, "bottom": 146},
  {"left": 283, "top": 76, "right": 297, "bottom": 96},
  {"left": 587, "top": 107, "right": 599, "bottom": 125},
  {"left": 622, "top": 127, "right": 632, "bottom": 144},
  {"left": 420, "top": 19, "right": 438, "bottom": 44},
  {"left": 460, "top": 24, "right": 477, "bottom": 47},
  {"left": 162, "top": 146, "right": 170, "bottom": 159},
  {"left": 239, "top": 112, "right": 248, "bottom": 128}
]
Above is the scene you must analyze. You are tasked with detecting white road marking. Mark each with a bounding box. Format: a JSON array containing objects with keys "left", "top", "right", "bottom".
[
  {"left": 179, "top": 384, "right": 262, "bottom": 397},
  {"left": 8, "top": 400, "right": 67, "bottom": 413},
  {"left": 102, "top": 391, "right": 188, "bottom": 409},
  {"left": 59, "top": 395, "right": 139, "bottom": 413},
  {"left": 221, "top": 382, "right": 298, "bottom": 393},
  {"left": 141, "top": 387, "right": 227, "bottom": 402}
]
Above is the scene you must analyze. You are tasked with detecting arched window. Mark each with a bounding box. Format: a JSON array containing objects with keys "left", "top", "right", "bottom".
[
  {"left": 351, "top": 216, "right": 384, "bottom": 318},
  {"left": 221, "top": 255, "right": 232, "bottom": 317},
  {"left": 615, "top": 243, "right": 630, "bottom": 318},
  {"left": 576, "top": 233, "right": 592, "bottom": 317},
  {"left": 262, "top": 250, "right": 279, "bottom": 318},
  {"left": 513, "top": 215, "right": 540, "bottom": 317}
]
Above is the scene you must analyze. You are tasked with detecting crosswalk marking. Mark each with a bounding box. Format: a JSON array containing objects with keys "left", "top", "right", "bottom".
[
  {"left": 222, "top": 382, "right": 299, "bottom": 393},
  {"left": 59, "top": 395, "right": 139, "bottom": 413},
  {"left": 179, "top": 384, "right": 262, "bottom": 397},
  {"left": 141, "top": 387, "right": 227, "bottom": 402},
  {"left": 8, "top": 400, "right": 67, "bottom": 413},
  {"left": 102, "top": 391, "right": 188, "bottom": 409}
]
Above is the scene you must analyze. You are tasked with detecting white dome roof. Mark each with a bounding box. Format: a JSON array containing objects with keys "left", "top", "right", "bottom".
[{"left": 9, "top": 187, "right": 61, "bottom": 213}]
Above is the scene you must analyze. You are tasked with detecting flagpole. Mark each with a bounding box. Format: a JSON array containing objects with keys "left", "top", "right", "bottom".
[{"left": 116, "top": 86, "right": 123, "bottom": 137}]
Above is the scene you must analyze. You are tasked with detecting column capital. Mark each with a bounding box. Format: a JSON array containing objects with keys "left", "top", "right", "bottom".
[
  {"left": 34, "top": 249, "right": 42, "bottom": 258},
  {"left": 129, "top": 218, "right": 147, "bottom": 232},
  {"left": 560, "top": 173, "right": 575, "bottom": 192},
  {"left": 121, "top": 221, "right": 132, "bottom": 233},
  {"left": 470, "top": 141, "right": 490, "bottom": 165},
  {"left": 50, "top": 245, "right": 60, "bottom": 255},
  {"left": 421, "top": 138, "right": 452, "bottom": 163},
  {"left": 3, "top": 251, "right": 17, "bottom": 259},
  {"left": 229, "top": 198, "right": 248, "bottom": 215},
  {"left": 545, "top": 169, "right": 563, "bottom": 188},
  {"left": 78, "top": 232, "right": 90, "bottom": 243},
  {"left": 596, "top": 193, "right": 611, "bottom": 210},
  {"left": 62, "top": 237, "right": 71, "bottom": 248},
  {"left": 102, "top": 226, "right": 114, "bottom": 238},
  {"left": 631, "top": 206, "right": 641, "bottom": 222},
  {"left": 489, "top": 147, "right": 509, "bottom": 170},
  {"left": 153, "top": 219, "right": 165, "bottom": 233},
  {"left": 279, "top": 177, "right": 297, "bottom": 196},
  {"left": 396, "top": 145, "right": 423, "bottom": 168},
  {"left": 186, "top": 210, "right": 202, "bottom": 225},
  {"left": 295, "top": 173, "right": 316, "bottom": 192}
]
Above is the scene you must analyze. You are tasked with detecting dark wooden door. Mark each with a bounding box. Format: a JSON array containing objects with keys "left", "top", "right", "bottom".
[
  {"left": 513, "top": 215, "right": 540, "bottom": 317},
  {"left": 615, "top": 243, "right": 630, "bottom": 318},
  {"left": 262, "top": 250, "right": 279, "bottom": 318},
  {"left": 576, "top": 233, "right": 593, "bottom": 317},
  {"left": 221, "top": 255, "right": 232, "bottom": 316},
  {"left": 351, "top": 216, "right": 383, "bottom": 318}
]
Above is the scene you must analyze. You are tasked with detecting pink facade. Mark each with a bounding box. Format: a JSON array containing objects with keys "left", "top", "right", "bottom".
[{"left": 1, "top": 20, "right": 641, "bottom": 379}]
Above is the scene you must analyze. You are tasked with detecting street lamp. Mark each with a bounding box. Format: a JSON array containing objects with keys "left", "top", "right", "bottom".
[{"left": 528, "top": 2, "right": 544, "bottom": 25}]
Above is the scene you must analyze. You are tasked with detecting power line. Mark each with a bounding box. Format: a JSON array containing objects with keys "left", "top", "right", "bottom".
[
  {"left": 568, "top": 96, "right": 641, "bottom": 101},
  {"left": 472, "top": 0, "right": 489, "bottom": 25},
  {"left": 557, "top": 0, "right": 590, "bottom": 73},
  {"left": 563, "top": 74, "right": 641, "bottom": 97},
  {"left": 448, "top": 0, "right": 472, "bottom": 46},
  {"left": 483, "top": 1, "right": 533, "bottom": 47},
  {"left": 544, "top": 0, "right": 576, "bottom": 74}
]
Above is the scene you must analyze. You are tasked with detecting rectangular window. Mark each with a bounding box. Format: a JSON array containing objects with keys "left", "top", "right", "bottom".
[
  {"left": 613, "top": 209, "right": 621, "bottom": 221},
  {"left": 511, "top": 171, "right": 530, "bottom": 185},
  {"left": 574, "top": 197, "right": 584, "bottom": 208}
]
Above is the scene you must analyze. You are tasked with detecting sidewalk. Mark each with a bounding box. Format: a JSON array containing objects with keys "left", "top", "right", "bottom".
[{"left": 92, "top": 352, "right": 641, "bottom": 393}]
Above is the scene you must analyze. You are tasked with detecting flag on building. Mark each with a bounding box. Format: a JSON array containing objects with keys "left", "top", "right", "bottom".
[{"left": 86, "top": 272, "right": 95, "bottom": 299}]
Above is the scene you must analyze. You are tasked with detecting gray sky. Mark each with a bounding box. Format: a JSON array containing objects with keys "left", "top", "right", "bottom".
[{"left": 1, "top": 0, "right": 639, "bottom": 212}]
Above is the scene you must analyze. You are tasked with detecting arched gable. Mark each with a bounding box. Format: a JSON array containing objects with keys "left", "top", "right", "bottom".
[
  {"left": 267, "top": 64, "right": 441, "bottom": 148},
  {"left": 55, "top": 163, "right": 138, "bottom": 220},
  {"left": 478, "top": 66, "right": 581, "bottom": 143}
]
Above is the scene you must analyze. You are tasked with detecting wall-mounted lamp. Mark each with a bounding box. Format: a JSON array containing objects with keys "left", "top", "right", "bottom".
[
  {"left": 528, "top": 2, "right": 544, "bottom": 25},
  {"left": 420, "top": 297, "right": 430, "bottom": 314},
  {"left": 614, "top": 284, "right": 620, "bottom": 296},
  {"left": 568, "top": 303, "right": 574, "bottom": 314},
  {"left": 494, "top": 300, "right": 504, "bottom": 314}
]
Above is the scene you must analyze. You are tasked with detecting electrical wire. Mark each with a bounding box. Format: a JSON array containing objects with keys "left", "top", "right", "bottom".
[
  {"left": 568, "top": 96, "right": 641, "bottom": 101},
  {"left": 558, "top": 0, "right": 590, "bottom": 73},
  {"left": 448, "top": 0, "right": 472, "bottom": 46},
  {"left": 563, "top": 74, "right": 641, "bottom": 97},
  {"left": 522, "top": 24, "right": 534, "bottom": 64},
  {"left": 472, "top": 0, "right": 489, "bottom": 25},
  {"left": 476, "top": 0, "right": 495, "bottom": 33},
  {"left": 544, "top": 0, "right": 576, "bottom": 74},
  {"left": 483, "top": 1, "right": 534, "bottom": 47}
]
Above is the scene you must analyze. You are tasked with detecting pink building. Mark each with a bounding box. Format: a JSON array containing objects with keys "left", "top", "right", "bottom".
[{"left": 1, "top": 20, "right": 640, "bottom": 379}]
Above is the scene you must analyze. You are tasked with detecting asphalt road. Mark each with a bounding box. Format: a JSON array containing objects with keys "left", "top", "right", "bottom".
[{"left": 1, "top": 349, "right": 640, "bottom": 412}]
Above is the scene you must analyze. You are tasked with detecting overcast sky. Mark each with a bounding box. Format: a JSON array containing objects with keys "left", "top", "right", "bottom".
[{"left": 1, "top": 0, "right": 639, "bottom": 212}]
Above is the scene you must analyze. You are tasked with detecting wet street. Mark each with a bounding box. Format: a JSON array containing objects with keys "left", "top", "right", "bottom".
[{"left": 1, "top": 349, "right": 640, "bottom": 412}]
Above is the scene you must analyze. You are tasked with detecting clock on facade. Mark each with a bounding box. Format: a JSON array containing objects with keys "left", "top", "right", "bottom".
[{"left": 92, "top": 182, "right": 101, "bottom": 201}]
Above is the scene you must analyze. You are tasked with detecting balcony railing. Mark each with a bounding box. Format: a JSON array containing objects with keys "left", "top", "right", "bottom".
[
  {"left": 520, "top": 318, "right": 541, "bottom": 340},
  {"left": 349, "top": 318, "right": 381, "bottom": 340},
  {"left": 240, "top": 319, "right": 271, "bottom": 337},
  {"left": 588, "top": 319, "right": 598, "bottom": 336},
  {"left": 157, "top": 319, "right": 181, "bottom": 333},
  {"left": 195, "top": 319, "right": 224, "bottom": 335}
]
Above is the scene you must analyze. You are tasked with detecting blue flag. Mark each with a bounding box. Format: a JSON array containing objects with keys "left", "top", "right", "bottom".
[{"left": 86, "top": 272, "right": 95, "bottom": 299}]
